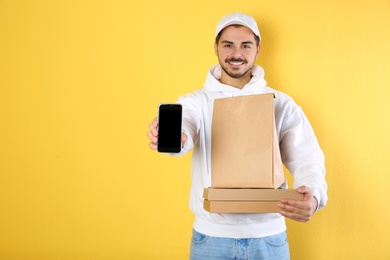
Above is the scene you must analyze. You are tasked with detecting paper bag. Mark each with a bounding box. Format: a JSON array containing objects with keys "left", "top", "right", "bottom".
[{"left": 211, "top": 93, "right": 284, "bottom": 188}]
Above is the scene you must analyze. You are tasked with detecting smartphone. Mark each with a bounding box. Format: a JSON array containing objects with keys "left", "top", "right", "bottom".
[{"left": 157, "top": 104, "right": 183, "bottom": 153}]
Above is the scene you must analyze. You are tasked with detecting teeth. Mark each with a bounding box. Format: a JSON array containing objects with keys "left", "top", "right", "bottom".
[{"left": 229, "top": 61, "right": 244, "bottom": 65}]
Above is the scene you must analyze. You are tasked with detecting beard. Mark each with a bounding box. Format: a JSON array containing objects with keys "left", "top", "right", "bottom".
[{"left": 220, "top": 57, "right": 253, "bottom": 79}]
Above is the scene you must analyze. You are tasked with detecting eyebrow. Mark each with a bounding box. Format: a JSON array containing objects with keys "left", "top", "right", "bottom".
[{"left": 221, "top": 40, "right": 254, "bottom": 45}]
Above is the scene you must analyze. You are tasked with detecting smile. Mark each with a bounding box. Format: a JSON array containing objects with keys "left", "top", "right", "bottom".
[{"left": 227, "top": 60, "right": 245, "bottom": 66}]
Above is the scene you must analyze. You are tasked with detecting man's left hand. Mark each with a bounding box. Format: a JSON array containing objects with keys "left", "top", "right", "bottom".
[{"left": 278, "top": 186, "right": 318, "bottom": 223}]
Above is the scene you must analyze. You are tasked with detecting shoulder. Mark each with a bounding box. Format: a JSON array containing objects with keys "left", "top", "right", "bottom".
[{"left": 272, "top": 89, "right": 300, "bottom": 114}]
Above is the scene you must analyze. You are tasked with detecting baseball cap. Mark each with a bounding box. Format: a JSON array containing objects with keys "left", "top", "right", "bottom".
[{"left": 215, "top": 12, "right": 261, "bottom": 41}]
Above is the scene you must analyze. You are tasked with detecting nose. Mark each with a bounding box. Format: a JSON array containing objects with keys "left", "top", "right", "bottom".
[{"left": 231, "top": 47, "right": 243, "bottom": 58}]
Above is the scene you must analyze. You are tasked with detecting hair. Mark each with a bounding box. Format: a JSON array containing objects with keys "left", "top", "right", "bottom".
[{"left": 215, "top": 25, "right": 260, "bottom": 46}]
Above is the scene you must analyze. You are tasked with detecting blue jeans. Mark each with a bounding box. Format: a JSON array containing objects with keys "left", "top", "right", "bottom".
[{"left": 190, "top": 229, "right": 290, "bottom": 260}]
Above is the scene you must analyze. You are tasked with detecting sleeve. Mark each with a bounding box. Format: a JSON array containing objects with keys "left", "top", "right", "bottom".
[{"left": 279, "top": 106, "right": 328, "bottom": 210}]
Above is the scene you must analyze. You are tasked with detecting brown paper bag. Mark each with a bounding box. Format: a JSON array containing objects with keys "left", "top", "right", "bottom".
[{"left": 211, "top": 93, "right": 284, "bottom": 188}]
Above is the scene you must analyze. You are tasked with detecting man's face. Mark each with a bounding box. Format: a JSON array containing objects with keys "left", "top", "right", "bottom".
[{"left": 214, "top": 25, "right": 260, "bottom": 81}]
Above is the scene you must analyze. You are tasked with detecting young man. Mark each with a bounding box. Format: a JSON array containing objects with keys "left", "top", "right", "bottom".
[{"left": 147, "top": 12, "right": 327, "bottom": 260}]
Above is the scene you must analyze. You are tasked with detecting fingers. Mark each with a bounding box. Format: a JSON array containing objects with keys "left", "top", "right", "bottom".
[
  {"left": 278, "top": 200, "right": 312, "bottom": 223},
  {"left": 278, "top": 186, "right": 316, "bottom": 222},
  {"left": 149, "top": 142, "right": 157, "bottom": 150},
  {"left": 148, "top": 117, "right": 158, "bottom": 132},
  {"left": 147, "top": 117, "right": 158, "bottom": 150},
  {"left": 147, "top": 128, "right": 158, "bottom": 143}
]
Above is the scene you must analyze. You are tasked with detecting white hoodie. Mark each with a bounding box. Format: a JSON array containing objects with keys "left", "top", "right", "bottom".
[{"left": 174, "top": 64, "right": 327, "bottom": 238}]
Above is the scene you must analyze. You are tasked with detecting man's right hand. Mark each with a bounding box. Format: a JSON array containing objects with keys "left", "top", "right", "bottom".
[
  {"left": 147, "top": 117, "right": 159, "bottom": 150},
  {"left": 146, "top": 117, "right": 188, "bottom": 151}
]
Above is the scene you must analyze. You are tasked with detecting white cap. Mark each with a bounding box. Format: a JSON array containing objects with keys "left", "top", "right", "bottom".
[{"left": 215, "top": 12, "right": 261, "bottom": 41}]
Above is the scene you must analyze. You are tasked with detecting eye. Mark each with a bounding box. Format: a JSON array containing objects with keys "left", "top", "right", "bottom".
[
  {"left": 223, "top": 44, "right": 232, "bottom": 48},
  {"left": 242, "top": 45, "right": 251, "bottom": 49}
]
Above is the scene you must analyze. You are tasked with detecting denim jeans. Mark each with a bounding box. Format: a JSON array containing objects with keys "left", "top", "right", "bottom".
[{"left": 190, "top": 229, "right": 290, "bottom": 260}]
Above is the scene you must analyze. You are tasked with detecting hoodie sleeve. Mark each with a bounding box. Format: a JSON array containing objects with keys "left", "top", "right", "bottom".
[{"left": 279, "top": 104, "right": 328, "bottom": 210}]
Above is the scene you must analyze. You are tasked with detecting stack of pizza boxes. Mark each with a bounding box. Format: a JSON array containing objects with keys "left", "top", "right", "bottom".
[{"left": 203, "top": 93, "right": 303, "bottom": 213}]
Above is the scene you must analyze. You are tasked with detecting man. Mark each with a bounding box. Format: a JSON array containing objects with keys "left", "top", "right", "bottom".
[{"left": 147, "top": 12, "right": 327, "bottom": 260}]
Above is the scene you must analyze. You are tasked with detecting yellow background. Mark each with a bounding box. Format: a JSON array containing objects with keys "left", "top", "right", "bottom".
[{"left": 1, "top": 0, "right": 390, "bottom": 259}]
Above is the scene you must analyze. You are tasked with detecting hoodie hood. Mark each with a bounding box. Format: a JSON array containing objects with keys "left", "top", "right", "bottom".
[{"left": 203, "top": 64, "right": 268, "bottom": 98}]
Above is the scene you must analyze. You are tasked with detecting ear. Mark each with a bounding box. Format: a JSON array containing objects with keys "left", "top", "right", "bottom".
[
  {"left": 214, "top": 42, "right": 218, "bottom": 56},
  {"left": 255, "top": 44, "right": 261, "bottom": 59}
]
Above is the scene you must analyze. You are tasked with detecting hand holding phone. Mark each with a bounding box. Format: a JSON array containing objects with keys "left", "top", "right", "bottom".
[{"left": 157, "top": 104, "right": 183, "bottom": 153}]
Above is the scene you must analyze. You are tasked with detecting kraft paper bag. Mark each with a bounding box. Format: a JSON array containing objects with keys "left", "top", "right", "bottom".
[{"left": 211, "top": 93, "right": 284, "bottom": 188}]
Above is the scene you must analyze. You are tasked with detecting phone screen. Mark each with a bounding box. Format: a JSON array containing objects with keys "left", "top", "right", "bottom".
[{"left": 157, "top": 104, "right": 182, "bottom": 153}]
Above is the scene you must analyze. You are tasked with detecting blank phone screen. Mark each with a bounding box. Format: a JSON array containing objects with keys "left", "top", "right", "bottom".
[{"left": 157, "top": 104, "right": 182, "bottom": 153}]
